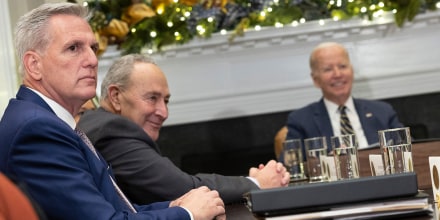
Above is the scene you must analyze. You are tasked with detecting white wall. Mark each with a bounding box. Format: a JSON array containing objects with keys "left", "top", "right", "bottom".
[{"left": 98, "top": 11, "right": 440, "bottom": 126}]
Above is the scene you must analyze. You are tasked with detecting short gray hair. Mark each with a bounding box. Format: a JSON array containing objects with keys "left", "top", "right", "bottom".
[
  {"left": 309, "top": 42, "right": 349, "bottom": 75},
  {"left": 14, "top": 2, "right": 89, "bottom": 77},
  {"left": 100, "top": 54, "right": 157, "bottom": 100}
]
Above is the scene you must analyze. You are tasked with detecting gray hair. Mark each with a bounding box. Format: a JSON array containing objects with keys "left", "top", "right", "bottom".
[
  {"left": 100, "top": 54, "right": 157, "bottom": 100},
  {"left": 14, "top": 2, "right": 89, "bottom": 77},
  {"left": 309, "top": 42, "right": 349, "bottom": 75}
]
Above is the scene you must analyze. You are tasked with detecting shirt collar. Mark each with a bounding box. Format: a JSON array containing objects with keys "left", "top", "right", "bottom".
[
  {"left": 28, "top": 87, "right": 76, "bottom": 130},
  {"left": 323, "top": 96, "right": 355, "bottom": 114}
]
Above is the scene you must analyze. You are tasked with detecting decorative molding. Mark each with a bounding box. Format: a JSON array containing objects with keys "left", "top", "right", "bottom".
[{"left": 97, "top": 11, "right": 440, "bottom": 126}]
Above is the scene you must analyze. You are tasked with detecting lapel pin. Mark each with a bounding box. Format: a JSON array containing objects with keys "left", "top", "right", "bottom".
[{"left": 366, "top": 113, "right": 373, "bottom": 118}]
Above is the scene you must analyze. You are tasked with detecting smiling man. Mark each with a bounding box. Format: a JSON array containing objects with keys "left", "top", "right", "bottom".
[
  {"left": 284, "top": 42, "right": 403, "bottom": 156},
  {"left": 78, "top": 54, "right": 290, "bottom": 205}
]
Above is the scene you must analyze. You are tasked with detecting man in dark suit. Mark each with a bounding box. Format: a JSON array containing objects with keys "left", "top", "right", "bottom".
[
  {"left": 285, "top": 42, "right": 403, "bottom": 155},
  {"left": 0, "top": 3, "right": 225, "bottom": 220},
  {"left": 78, "top": 54, "right": 290, "bottom": 205}
]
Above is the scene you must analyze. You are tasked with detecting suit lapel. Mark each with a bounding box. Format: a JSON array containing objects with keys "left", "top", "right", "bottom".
[
  {"left": 314, "top": 99, "right": 334, "bottom": 138},
  {"left": 354, "top": 99, "right": 377, "bottom": 144}
]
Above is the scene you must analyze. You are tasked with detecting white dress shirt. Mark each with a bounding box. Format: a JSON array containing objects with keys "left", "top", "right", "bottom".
[{"left": 323, "top": 97, "right": 369, "bottom": 149}]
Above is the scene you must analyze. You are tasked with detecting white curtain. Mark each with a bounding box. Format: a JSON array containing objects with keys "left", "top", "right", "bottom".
[{"left": 0, "top": 0, "right": 18, "bottom": 117}]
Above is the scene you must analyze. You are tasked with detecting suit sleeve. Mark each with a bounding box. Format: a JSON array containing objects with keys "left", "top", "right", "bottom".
[
  {"left": 93, "top": 116, "right": 258, "bottom": 205},
  {"left": 8, "top": 117, "right": 189, "bottom": 220}
]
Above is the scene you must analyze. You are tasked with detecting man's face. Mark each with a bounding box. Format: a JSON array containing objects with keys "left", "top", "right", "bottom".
[
  {"left": 118, "top": 63, "right": 170, "bottom": 141},
  {"left": 311, "top": 45, "right": 353, "bottom": 105},
  {"left": 38, "top": 14, "right": 98, "bottom": 113}
]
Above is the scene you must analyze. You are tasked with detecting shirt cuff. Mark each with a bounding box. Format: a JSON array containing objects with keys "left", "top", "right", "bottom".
[
  {"left": 246, "top": 176, "right": 260, "bottom": 188},
  {"left": 180, "top": 207, "right": 194, "bottom": 220}
]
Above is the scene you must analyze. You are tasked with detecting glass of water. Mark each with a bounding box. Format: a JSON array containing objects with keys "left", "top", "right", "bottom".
[
  {"left": 282, "top": 139, "right": 306, "bottom": 180},
  {"left": 304, "top": 136, "right": 329, "bottom": 182},
  {"left": 378, "top": 127, "right": 413, "bottom": 174}
]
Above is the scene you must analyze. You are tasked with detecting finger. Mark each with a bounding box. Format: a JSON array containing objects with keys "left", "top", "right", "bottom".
[
  {"left": 249, "top": 167, "right": 258, "bottom": 176},
  {"left": 276, "top": 162, "right": 286, "bottom": 172},
  {"left": 215, "top": 213, "right": 227, "bottom": 220},
  {"left": 196, "top": 186, "right": 210, "bottom": 192}
]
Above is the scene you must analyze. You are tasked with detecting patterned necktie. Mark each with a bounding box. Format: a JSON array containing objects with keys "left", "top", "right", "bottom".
[
  {"left": 75, "top": 128, "right": 137, "bottom": 213},
  {"left": 338, "top": 105, "right": 354, "bottom": 136}
]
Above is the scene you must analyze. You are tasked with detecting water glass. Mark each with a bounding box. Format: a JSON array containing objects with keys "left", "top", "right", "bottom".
[
  {"left": 378, "top": 127, "right": 413, "bottom": 174},
  {"left": 331, "top": 134, "right": 360, "bottom": 180},
  {"left": 282, "top": 139, "right": 306, "bottom": 179},
  {"left": 304, "top": 136, "right": 329, "bottom": 182}
]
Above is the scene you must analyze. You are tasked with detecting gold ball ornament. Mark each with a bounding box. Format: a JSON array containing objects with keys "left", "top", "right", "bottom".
[{"left": 122, "top": 3, "right": 156, "bottom": 26}]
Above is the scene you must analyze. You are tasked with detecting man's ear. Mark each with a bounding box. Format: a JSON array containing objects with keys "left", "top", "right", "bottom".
[
  {"left": 23, "top": 51, "right": 43, "bottom": 81},
  {"left": 311, "top": 72, "right": 321, "bottom": 89},
  {"left": 107, "top": 85, "right": 122, "bottom": 111}
]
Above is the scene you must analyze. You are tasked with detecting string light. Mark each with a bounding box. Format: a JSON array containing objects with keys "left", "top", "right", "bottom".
[
  {"left": 174, "top": 31, "right": 182, "bottom": 41},
  {"left": 87, "top": 0, "right": 439, "bottom": 54}
]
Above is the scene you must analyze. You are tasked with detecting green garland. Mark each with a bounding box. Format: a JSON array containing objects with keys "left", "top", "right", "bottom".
[{"left": 85, "top": 0, "right": 439, "bottom": 55}]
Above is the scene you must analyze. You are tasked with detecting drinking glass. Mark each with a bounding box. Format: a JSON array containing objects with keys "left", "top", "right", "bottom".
[
  {"left": 304, "top": 136, "right": 329, "bottom": 182},
  {"left": 378, "top": 127, "right": 413, "bottom": 174},
  {"left": 282, "top": 139, "right": 306, "bottom": 180},
  {"left": 331, "top": 134, "right": 360, "bottom": 180}
]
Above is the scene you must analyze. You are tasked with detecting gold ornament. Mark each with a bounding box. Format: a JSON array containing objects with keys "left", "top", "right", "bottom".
[
  {"left": 152, "top": 0, "right": 174, "bottom": 10},
  {"left": 101, "top": 19, "right": 129, "bottom": 40},
  {"left": 202, "top": 0, "right": 228, "bottom": 13},
  {"left": 180, "top": 0, "right": 200, "bottom": 6},
  {"left": 122, "top": 3, "right": 156, "bottom": 26}
]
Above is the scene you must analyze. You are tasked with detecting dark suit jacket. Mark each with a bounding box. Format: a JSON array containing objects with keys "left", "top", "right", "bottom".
[
  {"left": 78, "top": 107, "right": 259, "bottom": 205},
  {"left": 0, "top": 86, "right": 190, "bottom": 220},
  {"left": 286, "top": 98, "right": 403, "bottom": 157}
]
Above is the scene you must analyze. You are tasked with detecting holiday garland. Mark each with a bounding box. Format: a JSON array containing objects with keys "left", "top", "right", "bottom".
[{"left": 84, "top": 0, "right": 439, "bottom": 55}]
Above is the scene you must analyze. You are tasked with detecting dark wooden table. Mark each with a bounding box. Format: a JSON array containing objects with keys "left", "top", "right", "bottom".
[{"left": 226, "top": 139, "right": 440, "bottom": 220}]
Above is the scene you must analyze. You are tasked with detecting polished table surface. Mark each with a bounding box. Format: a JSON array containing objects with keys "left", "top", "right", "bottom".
[{"left": 226, "top": 139, "right": 440, "bottom": 220}]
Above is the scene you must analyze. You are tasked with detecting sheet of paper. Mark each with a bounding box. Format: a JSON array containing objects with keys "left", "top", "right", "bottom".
[{"left": 369, "top": 154, "right": 385, "bottom": 176}]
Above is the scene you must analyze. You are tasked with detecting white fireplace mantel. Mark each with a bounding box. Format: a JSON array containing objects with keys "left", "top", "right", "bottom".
[{"left": 98, "top": 11, "right": 440, "bottom": 126}]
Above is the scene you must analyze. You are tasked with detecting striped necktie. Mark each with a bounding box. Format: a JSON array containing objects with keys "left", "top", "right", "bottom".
[
  {"left": 338, "top": 106, "right": 354, "bottom": 136},
  {"left": 75, "top": 128, "right": 137, "bottom": 213}
]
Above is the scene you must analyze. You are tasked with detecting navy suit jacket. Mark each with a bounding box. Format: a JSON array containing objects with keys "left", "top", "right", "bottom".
[
  {"left": 286, "top": 98, "right": 403, "bottom": 158},
  {"left": 0, "top": 86, "right": 189, "bottom": 220}
]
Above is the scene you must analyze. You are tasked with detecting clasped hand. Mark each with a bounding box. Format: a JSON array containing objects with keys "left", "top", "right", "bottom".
[{"left": 249, "top": 160, "right": 290, "bottom": 188}]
